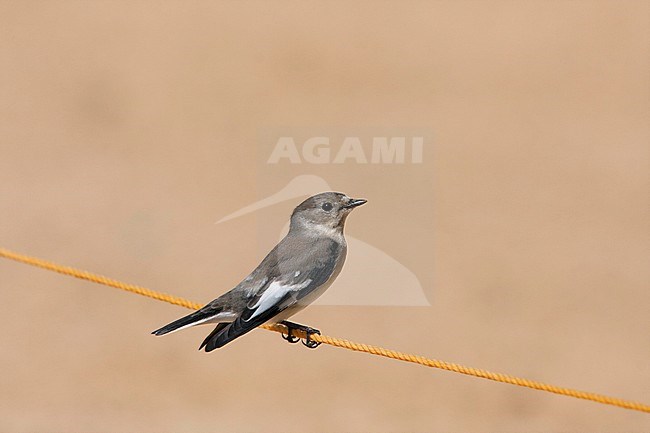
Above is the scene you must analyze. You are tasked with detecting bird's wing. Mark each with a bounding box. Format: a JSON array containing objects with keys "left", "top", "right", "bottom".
[
  {"left": 152, "top": 270, "right": 269, "bottom": 336},
  {"left": 200, "top": 239, "right": 341, "bottom": 351}
]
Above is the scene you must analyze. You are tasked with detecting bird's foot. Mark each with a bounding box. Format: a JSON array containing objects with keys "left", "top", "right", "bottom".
[
  {"left": 280, "top": 320, "right": 322, "bottom": 349},
  {"left": 281, "top": 325, "right": 301, "bottom": 344}
]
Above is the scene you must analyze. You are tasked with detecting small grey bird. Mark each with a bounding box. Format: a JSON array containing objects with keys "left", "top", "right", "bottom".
[{"left": 152, "top": 192, "right": 366, "bottom": 351}]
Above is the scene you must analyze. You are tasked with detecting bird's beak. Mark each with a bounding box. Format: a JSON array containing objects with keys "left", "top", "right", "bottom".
[{"left": 343, "top": 198, "right": 368, "bottom": 209}]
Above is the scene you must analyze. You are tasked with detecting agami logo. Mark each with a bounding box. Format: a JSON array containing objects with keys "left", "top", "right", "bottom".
[{"left": 267, "top": 136, "right": 424, "bottom": 164}]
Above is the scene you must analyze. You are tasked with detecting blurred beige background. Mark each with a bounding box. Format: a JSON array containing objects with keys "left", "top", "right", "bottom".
[{"left": 1, "top": 1, "right": 648, "bottom": 432}]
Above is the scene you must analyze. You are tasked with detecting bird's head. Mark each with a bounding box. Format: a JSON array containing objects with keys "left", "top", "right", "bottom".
[{"left": 290, "top": 192, "right": 367, "bottom": 233}]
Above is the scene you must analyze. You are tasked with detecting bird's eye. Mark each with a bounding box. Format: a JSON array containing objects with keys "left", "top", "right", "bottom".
[{"left": 321, "top": 202, "right": 333, "bottom": 211}]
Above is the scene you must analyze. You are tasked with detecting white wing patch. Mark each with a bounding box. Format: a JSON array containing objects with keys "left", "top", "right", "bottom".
[{"left": 246, "top": 279, "right": 312, "bottom": 322}]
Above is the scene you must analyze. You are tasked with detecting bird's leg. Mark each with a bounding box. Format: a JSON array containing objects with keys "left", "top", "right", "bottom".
[
  {"left": 280, "top": 321, "right": 300, "bottom": 344},
  {"left": 279, "top": 320, "right": 321, "bottom": 349}
]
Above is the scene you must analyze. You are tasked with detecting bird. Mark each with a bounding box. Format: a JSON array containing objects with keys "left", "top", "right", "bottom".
[{"left": 152, "top": 192, "right": 367, "bottom": 351}]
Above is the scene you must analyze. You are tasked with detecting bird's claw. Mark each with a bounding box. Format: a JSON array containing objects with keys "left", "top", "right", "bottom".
[
  {"left": 280, "top": 321, "right": 321, "bottom": 349},
  {"left": 302, "top": 329, "right": 321, "bottom": 349},
  {"left": 282, "top": 328, "right": 301, "bottom": 344}
]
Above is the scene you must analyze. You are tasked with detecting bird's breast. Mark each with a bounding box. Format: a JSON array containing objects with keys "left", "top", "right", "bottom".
[{"left": 272, "top": 243, "right": 347, "bottom": 322}]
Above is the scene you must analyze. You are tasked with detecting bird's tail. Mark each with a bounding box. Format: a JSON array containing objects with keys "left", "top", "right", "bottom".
[
  {"left": 152, "top": 308, "right": 222, "bottom": 336},
  {"left": 198, "top": 323, "right": 229, "bottom": 351}
]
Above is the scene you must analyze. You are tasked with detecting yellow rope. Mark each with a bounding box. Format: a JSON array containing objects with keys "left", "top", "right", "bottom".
[{"left": 1, "top": 246, "right": 648, "bottom": 414}]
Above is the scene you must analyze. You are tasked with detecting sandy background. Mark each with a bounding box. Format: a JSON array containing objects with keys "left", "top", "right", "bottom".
[{"left": 1, "top": 1, "right": 648, "bottom": 432}]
